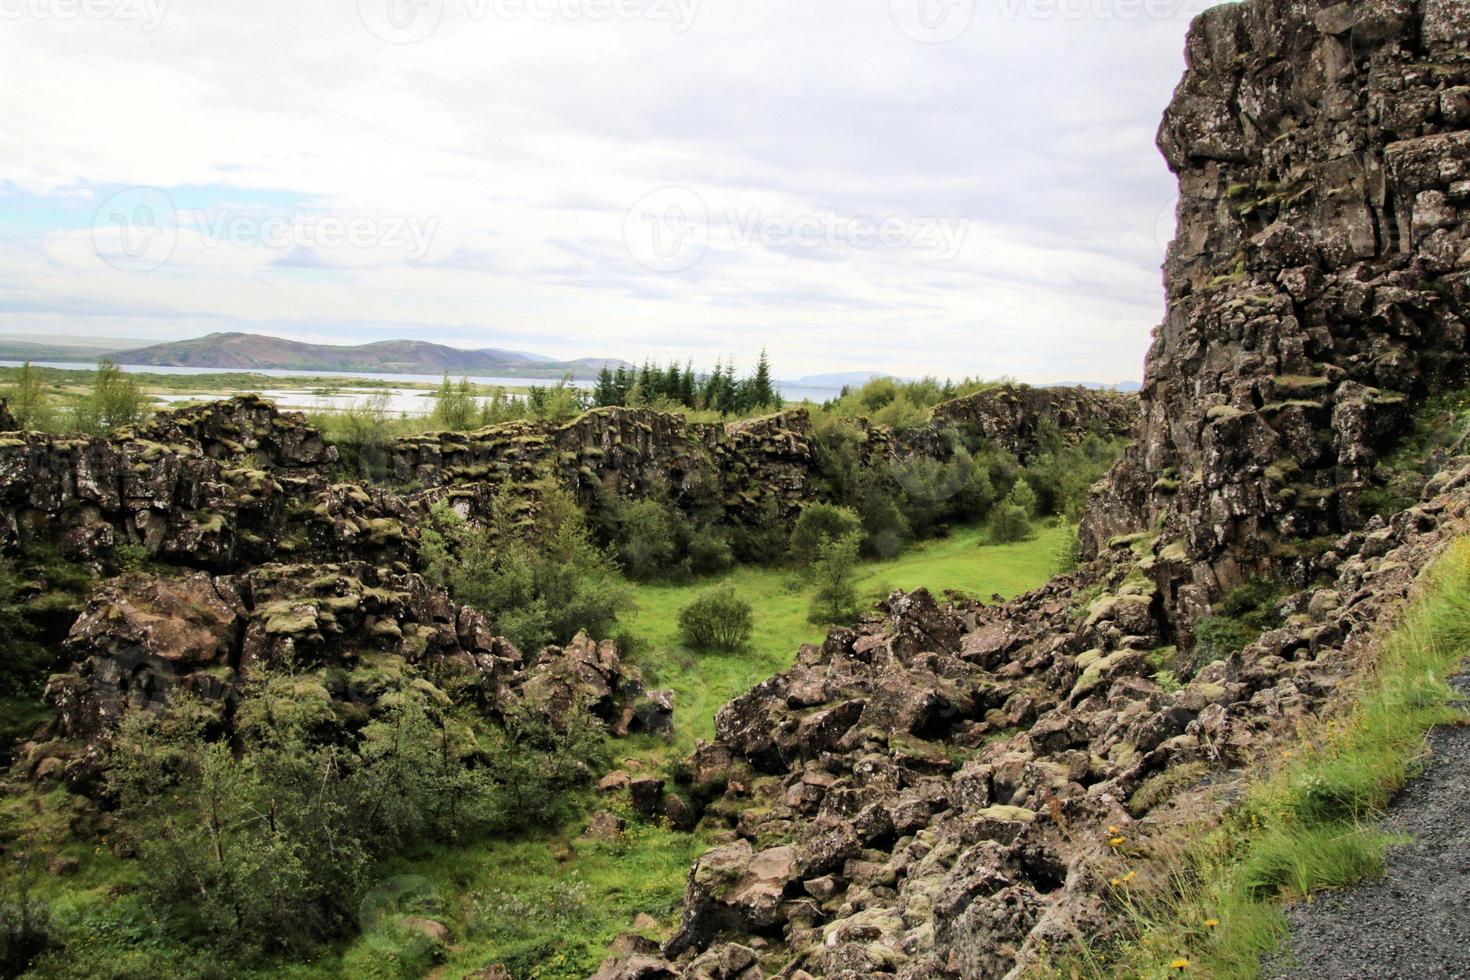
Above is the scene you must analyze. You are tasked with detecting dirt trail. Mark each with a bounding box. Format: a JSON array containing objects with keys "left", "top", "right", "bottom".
[{"left": 1270, "top": 680, "right": 1470, "bottom": 978}]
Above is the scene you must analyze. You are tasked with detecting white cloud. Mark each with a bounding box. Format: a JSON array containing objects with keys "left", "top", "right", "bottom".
[{"left": 0, "top": 0, "right": 1226, "bottom": 381}]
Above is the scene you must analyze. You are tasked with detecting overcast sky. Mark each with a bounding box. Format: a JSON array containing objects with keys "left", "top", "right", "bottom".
[{"left": 0, "top": 0, "right": 1226, "bottom": 382}]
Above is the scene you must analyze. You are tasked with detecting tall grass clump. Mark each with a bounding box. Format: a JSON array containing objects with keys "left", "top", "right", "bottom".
[{"left": 1038, "top": 537, "right": 1470, "bottom": 979}]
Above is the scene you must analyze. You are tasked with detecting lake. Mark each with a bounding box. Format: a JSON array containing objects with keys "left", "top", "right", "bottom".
[{"left": 0, "top": 360, "right": 845, "bottom": 414}]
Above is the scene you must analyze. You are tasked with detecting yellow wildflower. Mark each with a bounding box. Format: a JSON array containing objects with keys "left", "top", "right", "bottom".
[
  {"left": 1171, "top": 959, "right": 1190, "bottom": 971},
  {"left": 1109, "top": 836, "right": 1126, "bottom": 847},
  {"left": 1204, "top": 918, "right": 1219, "bottom": 928}
]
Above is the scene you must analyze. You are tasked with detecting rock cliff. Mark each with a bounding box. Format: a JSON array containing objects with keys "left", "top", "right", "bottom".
[{"left": 1083, "top": 0, "right": 1470, "bottom": 619}]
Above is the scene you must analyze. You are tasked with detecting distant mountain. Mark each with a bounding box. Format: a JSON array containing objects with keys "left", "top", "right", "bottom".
[
  {"left": 112, "top": 333, "right": 632, "bottom": 379},
  {"left": 1044, "top": 381, "right": 1143, "bottom": 393},
  {"left": 788, "top": 371, "right": 899, "bottom": 387},
  {"left": 0, "top": 339, "right": 125, "bottom": 362}
]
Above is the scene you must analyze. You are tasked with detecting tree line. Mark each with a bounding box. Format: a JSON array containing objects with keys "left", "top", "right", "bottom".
[{"left": 591, "top": 350, "right": 782, "bottom": 416}]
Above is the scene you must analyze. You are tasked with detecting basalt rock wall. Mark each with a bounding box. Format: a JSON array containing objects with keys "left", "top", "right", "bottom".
[
  {"left": 0, "top": 396, "right": 420, "bottom": 570},
  {"left": 389, "top": 385, "right": 1135, "bottom": 525},
  {"left": 1083, "top": 0, "right": 1470, "bottom": 615}
]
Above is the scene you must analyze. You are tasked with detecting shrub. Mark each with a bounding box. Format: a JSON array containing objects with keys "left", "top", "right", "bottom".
[
  {"left": 789, "top": 502, "right": 863, "bottom": 566},
  {"left": 808, "top": 532, "right": 861, "bottom": 624},
  {"left": 685, "top": 525, "right": 735, "bottom": 576},
  {"left": 853, "top": 474, "right": 911, "bottom": 559},
  {"left": 70, "top": 360, "right": 151, "bottom": 434},
  {"left": 1192, "top": 578, "right": 1283, "bottom": 667},
  {"left": 105, "top": 676, "right": 607, "bottom": 960},
  {"left": 987, "top": 484, "right": 1033, "bottom": 543},
  {"left": 431, "top": 374, "right": 479, "bottom": 431},
  {"left": 731, "top": 496, "right": 789, "bottom": 565},
  {"left": 3, "top": 362, "right": 51, "bottom": 431},
  {"left": 1052, "top": 524, "right": 1080, "bottom": 573},
  {"left": 678, "top": 587, "right": 754, "bottom": 651},
  {"left": 0, "top": 854, "right": 51, "bottom": 976},
  {"left": 609, "top": 497, "right": 683, "bottom": 580},
  {"left": 421, "top": 491, "right": 631, "bottom": 654}
]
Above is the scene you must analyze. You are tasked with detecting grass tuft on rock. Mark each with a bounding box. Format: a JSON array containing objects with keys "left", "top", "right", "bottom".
[{"left": 1037, "top": 535, "right": 1470, "bottom": 979}]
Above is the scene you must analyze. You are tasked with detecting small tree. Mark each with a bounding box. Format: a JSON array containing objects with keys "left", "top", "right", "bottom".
[
  {"left": 432, "top": 374, "right": 478, "bottom": 431},
  {"left": 678, "top": 587, "right": 754, "bottom": 651},
  {"left": 72, "top": 360, "right": 149, "bottom": 434},
  {"left": 988, "top": 484, "right": 1033, "bottom": 544},
  {"left": 4, "top": 362, "right": 50, "bottom": 431},
  {"left": 808, "top": 531, "right": 861, "bottom": 624},
  {"left": 1007, "top": 477, "right": 1038, "bottom": 516},
  {"left": 790, "top": 502, "right": 863, "bottom": 566}
]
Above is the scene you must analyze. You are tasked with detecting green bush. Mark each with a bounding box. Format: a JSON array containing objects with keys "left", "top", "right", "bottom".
[
  {"left": 1192, "top": 578, "right": 1283, "bottom": 667},
  {"left": 421, "top": 491, "right": 631, "bottom": 654},
  {"left": 3, "top": 362, "right": 50, "bottom": 431},
  {"left": 104, "top": 674, "right": 607, "bottom": 961},
  {"left": 431, "top": 374, "right": 479, "bottom": 431},
  {"left": 678, "top": 587, "right": 754, "bottom": 651},
  {"left": 685, "top": 525, "right": 735, "bottom": 576},
  {"left": 730, "top": 496, "right": 789, "bottom": 565},
  {"left": 789, "top": 502, "right": 863, "bottom": 566},
  {"left": 0, "top": 857, "right": 51, "bottom": 976},
  {"left": 609, "top": 497, "right": 683, "bottom": 580},
  {"left": 987, "top": 483, "right": 1034, "bottom": 544},
  {"left": 69, "top": 360, "right": 151, "bottom": 435}
]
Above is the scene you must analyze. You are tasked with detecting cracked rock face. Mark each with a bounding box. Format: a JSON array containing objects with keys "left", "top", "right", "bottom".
[{"left": 1083, "top": 0, "right": 1470, "bottom": 611}]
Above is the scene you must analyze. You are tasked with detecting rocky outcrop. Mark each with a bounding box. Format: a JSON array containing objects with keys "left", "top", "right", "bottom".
[
  {"left": 924, "top": 385, "right": 1135, "bottom": 464},
  {"left": 38, "top": 559, "right": 662, "bottom": 769},
  {"left": 390, "top": 407, "right": 817, "bottom": 526},
  {"left": 0, "top": 396, "right": 340, "bottom": 568},
  {"left": 598, "top": 462, "right": 1470, "bottom": 979},
  {"left": 1083, "top": 0, "right": 1470, "bottom": 610}
]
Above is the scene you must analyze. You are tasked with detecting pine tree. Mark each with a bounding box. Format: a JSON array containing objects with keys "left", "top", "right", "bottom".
[
  {"left": 594, "top": 367, "right": 617, "bottom": 407},
  {"left": 681, "top": 360, "right": 697, "bottom": 407},
  {"left": 750, "top": 347, "right": 776, "bottom": 409}
]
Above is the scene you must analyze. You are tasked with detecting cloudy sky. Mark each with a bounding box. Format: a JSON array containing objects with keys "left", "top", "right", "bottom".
[{"left": 0, "top": 0, "right": 1225, "bottom": 382}]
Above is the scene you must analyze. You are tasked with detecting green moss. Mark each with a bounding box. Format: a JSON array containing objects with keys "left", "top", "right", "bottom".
[{"left": 1127, "top": 761, "right": 1210, "bottom": 817}]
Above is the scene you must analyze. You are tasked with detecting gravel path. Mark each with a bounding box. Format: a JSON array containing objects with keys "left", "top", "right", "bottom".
[{"left": 1269, "top": 678, "right": 1470, "bottom": 978}]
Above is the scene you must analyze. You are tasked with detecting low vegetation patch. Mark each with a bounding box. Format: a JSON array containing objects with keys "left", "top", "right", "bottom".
[
  {"left": 678, "top": 587, "right": 754, "bottom": 651},
  {"left": 1039, "top": 537, "right": 1470, "bottom": 978}
]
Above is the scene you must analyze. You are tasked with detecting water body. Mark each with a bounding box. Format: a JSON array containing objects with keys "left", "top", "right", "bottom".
[{"left": 0, "top": 360, "right": 845, "bottom": 413}]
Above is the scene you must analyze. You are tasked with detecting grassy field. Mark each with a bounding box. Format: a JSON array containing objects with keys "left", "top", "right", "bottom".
[{"left": 619, "top": 521, "right": 1071, "bottom": 753}]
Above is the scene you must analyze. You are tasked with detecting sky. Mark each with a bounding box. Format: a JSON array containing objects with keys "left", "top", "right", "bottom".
[{"left": 0, "top": 0, "right": 1228, "bottom": 383}]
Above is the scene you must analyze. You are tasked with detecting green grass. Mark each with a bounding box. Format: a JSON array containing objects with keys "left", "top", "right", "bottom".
[
  {"left": 269, "top": 818, "right": 706, "bottom": 980},
  {"left": 1037, "top": 536, "right": 1470, "bottom": 979},
  {"left": 619, "top": 521, "right": 1071, "bottom": 752}
]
